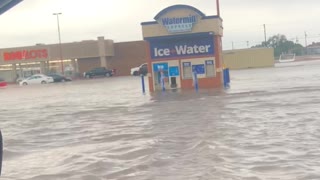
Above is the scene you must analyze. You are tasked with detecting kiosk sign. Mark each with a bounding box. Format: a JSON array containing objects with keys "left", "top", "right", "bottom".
[
  {"left": 153, "top": 44, "right": 212, "bottom": 58},
  {"left": 149, "top": 34, "right": 214, "bottom": 60},
  {"left": 160, "top": 15, "right": 197, "bottom": 33}
]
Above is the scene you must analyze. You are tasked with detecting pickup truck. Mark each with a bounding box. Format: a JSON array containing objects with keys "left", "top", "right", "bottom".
[
  {"left": 83, "top": 67, "right": 113, "bottom": 78},
  {"left": 130, "top": 63, "right": 148, "bottom": 76}
]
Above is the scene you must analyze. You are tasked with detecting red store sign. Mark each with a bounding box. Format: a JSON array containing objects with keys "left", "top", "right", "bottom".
[{"left": 3, "top": 49, "right": 48, "bottom": 61}]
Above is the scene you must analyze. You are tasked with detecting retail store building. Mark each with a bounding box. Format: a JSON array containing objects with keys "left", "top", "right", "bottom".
[{"left": 0, "top": 38, "right": 147, "bottom": 82}]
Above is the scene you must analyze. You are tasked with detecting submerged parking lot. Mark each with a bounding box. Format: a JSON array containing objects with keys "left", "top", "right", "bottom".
[{"left": 1, "top": 60, "right": 320, "bottom": 180}]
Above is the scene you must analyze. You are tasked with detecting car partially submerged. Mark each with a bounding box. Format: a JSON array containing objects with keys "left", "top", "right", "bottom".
[
  {"left": 47, "top": 73, "right": 72, "bottom": 82},
  {"left": 83, "top": 67, "right": 113, "bottom": 78},
  {"left": 19, "top": 74, "right": 54, "bottom": 86},
  {"left": 0, "top": 78, "right": 7, "bottom": 88},
  {"left": 130, "top": 63, "right": 147, "bottom": 76}
]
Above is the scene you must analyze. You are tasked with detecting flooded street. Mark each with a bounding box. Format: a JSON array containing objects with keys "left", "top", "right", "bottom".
[{"left": 1, "top": 60, "right": 320, "bottom": 180}]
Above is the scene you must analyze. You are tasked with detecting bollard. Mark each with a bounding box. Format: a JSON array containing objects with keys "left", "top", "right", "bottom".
[
  {"left": 0, "top": 130, "right": 2, "bottom": 176},
  {"left": 223, "top": 68, "right": 230, "bottom": 88},
  {"left": 141, "top": 74, "right": 145, "bottom": 94},
  {"left": 193, "top": 71, "right": 199, "bottom": 92},
  {"left": 223, "top": 69, "right": 226, "bottom": 88},
  {"left": 161, "top": 73, "right": 165, "bottom": 92},
  {"left": 225, "top": 68, "right": 230, "bottom": 84}
]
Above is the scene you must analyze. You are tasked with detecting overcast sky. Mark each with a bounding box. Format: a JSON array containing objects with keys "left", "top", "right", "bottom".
[{"left": 1, "top": 0, "right": 320, "bottom": 50}]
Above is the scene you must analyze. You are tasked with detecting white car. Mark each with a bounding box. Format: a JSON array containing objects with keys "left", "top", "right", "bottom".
[
  {"left": 130, "top": 63, "right": 147, "bottom": 76},
  {"left": 19, "top": 74, "right": 54, "bottom": 86}
]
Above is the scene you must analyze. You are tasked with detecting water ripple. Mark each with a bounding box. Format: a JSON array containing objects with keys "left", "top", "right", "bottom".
[{"left": 0, "top": 64, "right": 320, "bottom": 179}]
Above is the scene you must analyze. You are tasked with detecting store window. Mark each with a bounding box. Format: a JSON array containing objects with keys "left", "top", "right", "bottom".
[
  {"left": 182, "top": 62, "right": 192, "bottom": 79},
  {"left": 205, "top": 60, "right": 215, "bottom": 77}
]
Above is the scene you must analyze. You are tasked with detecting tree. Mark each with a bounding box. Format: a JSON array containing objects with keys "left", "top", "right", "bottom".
[{"left": 252, "top": 34, "right": 304, "bottom": 57}]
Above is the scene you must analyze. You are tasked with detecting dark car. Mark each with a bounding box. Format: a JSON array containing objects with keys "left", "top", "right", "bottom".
[
  {"left": 83, "top": 67, "right": 113, "bottom": 78},
  {"left": 47, "top": 74, "right": 72, "bottom": 82},
  {"left": 139, "top": 64, "right": 148, "bottom": 76}
]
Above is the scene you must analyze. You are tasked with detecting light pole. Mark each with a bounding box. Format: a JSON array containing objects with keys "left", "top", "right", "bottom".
[
  {"left": 263, "top": 24, "right": 267, "bottom": 47},
  {"left": 305, "top": 31, "right": 308, "bottom": 55},
  {"left": 53, "top": 12, "right": 64, "bottom": 74}
]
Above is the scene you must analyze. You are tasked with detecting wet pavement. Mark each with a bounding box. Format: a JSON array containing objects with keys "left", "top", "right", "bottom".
[{"left": 1, "top": 60, "right": 320, "bottom": 180}]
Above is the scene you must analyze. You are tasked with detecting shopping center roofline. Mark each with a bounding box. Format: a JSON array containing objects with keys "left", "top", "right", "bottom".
[
  {"left": 141, "top": 15, "right": 222, "bottom": 26},
  {"left": 0, "top": 37, "right": 146, "bottom": 51},
  {"left": 0, "top": 0, "right": 23, "bottom": 15}
]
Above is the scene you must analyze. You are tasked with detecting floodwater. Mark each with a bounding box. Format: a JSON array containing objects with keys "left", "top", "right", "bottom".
[{"left": 1, "top": 60, "right": 320, "bottom": 180}]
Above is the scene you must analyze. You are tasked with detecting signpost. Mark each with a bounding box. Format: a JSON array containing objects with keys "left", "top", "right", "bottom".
[{"left": 141, "top": 74, "right": 146, "bottom": 94}]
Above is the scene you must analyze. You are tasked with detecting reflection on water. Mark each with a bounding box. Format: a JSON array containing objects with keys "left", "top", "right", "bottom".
[{"left": 1, "top": 61, "right": 320, "bottom": 180}]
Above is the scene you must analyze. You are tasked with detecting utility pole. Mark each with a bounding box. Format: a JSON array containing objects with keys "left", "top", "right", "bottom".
[
  {"left": 263, "top": 24, "right": 267, "bottom": 47},
  {"left": 246, "top": 41, "right": 249, "bottom": 48},
  {"left": 232, "top": 41, "right": 234, "bottom": 50},
  {"left": 305, "top": 31, "right": 308, "bottom": 55},
  {"left": 304, "top": 31, "right": 308, "bottom": 47}
]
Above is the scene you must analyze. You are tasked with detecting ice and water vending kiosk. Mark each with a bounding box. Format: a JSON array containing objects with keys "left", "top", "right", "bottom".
[{"left": 141, "top": 4, "right": 224, "bottom": 92}]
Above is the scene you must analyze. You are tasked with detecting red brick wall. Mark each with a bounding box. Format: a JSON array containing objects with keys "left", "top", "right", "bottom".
[
  {"left": 214, "top": 35, "right": 223, "bottom": 88},
  {"left": 180, "top": 78, "right": 222, "bottom": 89}
]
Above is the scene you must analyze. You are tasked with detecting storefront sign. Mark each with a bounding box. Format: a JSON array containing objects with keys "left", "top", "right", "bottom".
[
  {"left": 160, "top": 15, "right": 197, "bottom": 33},
  {"left": 3, "top": 49, "right": 48, "bottom": 61},
  {"left": 149, "top": 34, "right": 214, "bottom": 60}
]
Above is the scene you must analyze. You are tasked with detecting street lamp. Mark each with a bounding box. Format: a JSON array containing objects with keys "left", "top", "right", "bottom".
[{"left": 53, "top": 12, "right": 64, "bottom": 74}]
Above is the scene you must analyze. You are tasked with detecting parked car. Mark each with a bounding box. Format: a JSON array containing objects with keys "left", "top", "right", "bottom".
[
  {"left": 0, "top": 78, "right": 7, "bottom": 87},
  {"left": 19, "top": 74, "right": 54, "bottom": 86},
  {"left": 47, "top": 73, "right": 72, "bottom": 82},
  {"left": 139, "top": 63, "right": 148, "bottom": 76},
  {"left": 83, "top": 67, "right": 113, "bottom": 78},
  {"left": 130, "top": 63, "right": 147, "bottom": 76},
  {"left": 16, "top": 75, "right": 31, "bottom": 83}
]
